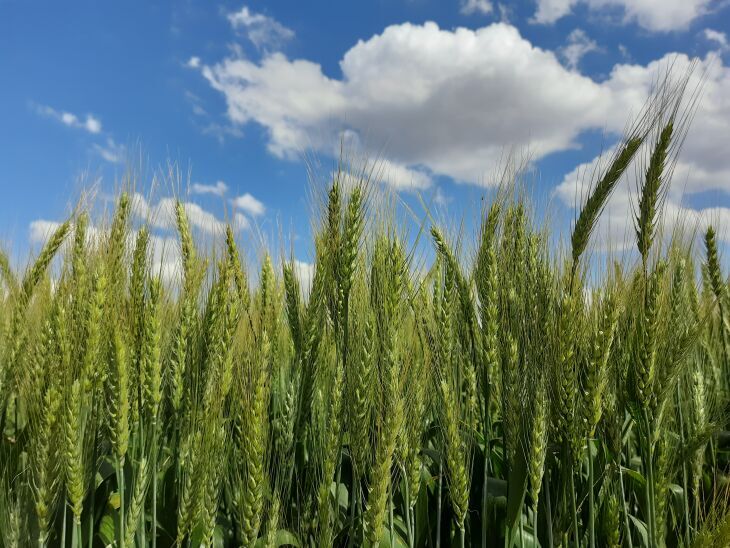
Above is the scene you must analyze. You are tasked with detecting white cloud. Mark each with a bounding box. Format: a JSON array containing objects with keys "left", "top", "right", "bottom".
[
  {"left": 200, "top": 22, "right": 622, "bottom": 186},
  {"left": 29, "top": 220, "right": 63, "bottom": 245},
  {"left": 232, "top": 192, "right": 266, "bottom": 216},
  {"left": 559, "top": 29, "right": 600, "bottom": 69},
  {"left": 460, "top": 0, "right": 493, "bottom": 16},
  {"left": 227, "top": 6, "right": 294, "bottom": 51},
  {"left": 187, "top": 56, "right": 201, "bottom": 68},
  {"left": 132, "top": 193, "right": 250, "bottom": 235},
  {"left": 556, "top": 54, "right": 730, "bottom": 249},
  {"left": 532, "top": 0, "right": 716, "bottom": 32},
  {"left": 35, "top": 104, "right": 102, "bottom": 134},
  {"left": 704, "top": 29, "right": 729, "bottom": 51},
  {"left": 198, "top": 21, "right": 730, "bottom": 207},
  {"left": 191, "top": 180, "right": 228, "bottom": 197},
  {"left": 92, "top": 138, "right": 126, "bottom": 164},
  {"left": 294, "top": 260, "right": 314, "bottom": 295}
]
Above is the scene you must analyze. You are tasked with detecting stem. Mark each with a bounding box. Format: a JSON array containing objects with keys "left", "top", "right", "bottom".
[
  {"left": 544, "top": 470, "right": 554, "bottom": 548},
  {"left": 588, "top": 437, "right": 595, "bottom": 548},
  {"left": 677, "top": 382, "right": 691, "bottom": 547},
  {"left": 71, "top": 517, "right": 80, "bottom": 548},
  {"left": 117, "top": 457, "right": 126, "bottom": 548},
  {"left": 436, "top": 461, "right": 443, "bottom": 548},
  {"left": 619, "top": 466, "right": 633, "bottom": 548},
  {"left": 570, "top": 468, "right": 579, "bottom": 548},
  {"left": 402, "top": 466, "right": 414, "bottom": 548},
  {"left": 460, "top": 527, "right": 466, "bottom": 548},
  {"left": 61, "top": 503, "right": 67, "bottom": 548},
  {"left": 643, "top": 410, "right": 656, "bottom": 548},
  {"left": 482, "top": 427, "right": 491, "bottom": 548},
  {"left": 389, "top": 490, "right": 395, "bottom": 548}
]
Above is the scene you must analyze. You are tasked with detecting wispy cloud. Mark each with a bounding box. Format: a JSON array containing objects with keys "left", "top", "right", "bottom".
[
  {"left": 231, "top": 192, "right": 265, "bottom": 216},
  {"left": 92, "top": 138, "right": 126, "bottom": 164},
  {"left": 191, "top": 181, "right": 228, "bottom": 197},
  {"left": 704, "top": 28, "right": 729, "bottom": 51},
  {"left": 559, "top": 29, "right": 600, "bottom": 69},
  {"left": 34, "top": 104, "right": 102, "bottom": 134},
  {"left": 460, "top": 0, "right": 493, "bottom": 16},
  {"left": 227, "top": 5, "right": 294, "bottom": 51}
]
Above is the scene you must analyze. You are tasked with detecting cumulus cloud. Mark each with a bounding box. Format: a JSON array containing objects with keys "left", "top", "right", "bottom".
[
  {"left": 532, "top": 0, "right": 716, "bottom": 32},
  {"left": 195, "top": 20, "right": 730, "bottom": 209},
  {"left": 560, "top": 29, "right": 600, "bottom": 69},
  {"left": 228, "top": 5, "right": 294, "bottom": 51},
  {"left": 460, "top": 0, "right": 493, "bottom": 16},
  {"left": 35, "top": 104, "right": 102, "bottom": 134},
  {"left": 232, "top": 192, "right": 265, "bottom": 216},
  {"left": 704, "top": 29, "right": 729, "bottom": 51},
  {"left": 132, "top": 193, "right": 250, "bottom": 235},
  {"left": 199, "top": 22, "right": 623, "bottom": 186},
  {"left": 556, "top": 54, "right": 730, "bottom": 249},
  {"left": 191, "top": 180, "right": 228, "bottom": 196}
]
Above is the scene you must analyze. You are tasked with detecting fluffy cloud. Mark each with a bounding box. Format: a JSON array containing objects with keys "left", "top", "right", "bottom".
[
  {"left": 35, "top": 104, "right": 102, "bottom": 134},
  {"left": 532, "top": 0, "right": 716, "bottom": 32},
  {"left": 228, "top": 6, "right": 294, "bottom": 51},
  {"left": 191, "top": 181, "right": 228, "bottom": 196},
  {"left": 132, "top": 194, "right": 250, "bottom": 234},
  {"left": 231, "top": 192, "right": 265, "bottom": 216},
  {"left": 560, "top": 29, "right": 600, "bottom": 69},
  {"left": 460, "top": 0, "right": 494, "bottom": 16},
  {"left": 200, "top": 22, "right": 621, "bottom": 186},
  {"left": 555, "top": 52, "right": 730, "bottom": 250},
  {"left": 197, "top": 20, "right": 730, "bottom": 206}
]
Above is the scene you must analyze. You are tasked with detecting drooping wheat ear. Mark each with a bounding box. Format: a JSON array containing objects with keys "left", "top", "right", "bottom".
[
  {"left": 317, "top": 356, "right": 344, "bottom": 546},
  {"left": 0, "top": 247, "right": 17, "bottom": 295},
  {"left": 21, "top": 220, "right": 71, "bottom": 306},
  {"left": 106, "top": 193, "right": 130, "bottom": 298},
  {"left": 691, "top": 361, "right": 707, "bottom": 504},
  {"left": 636, "top": 265, "right": 663, "bottom": 409},
  {"left": 108, "top": 325, "right": 130, "bottom": 464},
  {"left": 33, "top": 385, "right": 62, "bottom": 544},
  {"left": 636, "top": 122, "right": 674, "bottom": 268},
  {"left": 349, "top": 312, "right": 374, "bottom": 479},
  {"left": 264, "top": 494, "right": 281, "bottom": 548},
  {"left": 175, "top": 200, "right": 196, "bottom": 286},
  {"left": 554, "top": 288, "right": 577, "bottom": 444},
  {"left": 71, "top": 210, "right": 88, "bottom": 271},
  {"left": 124, "top": 456, "right": 149, "bottom": 547},
  {"left": 239, "top": 334, "right": 270, "bottom": 547},
  {"left": 81, "top": 270, "right": 106, "bottom": 395},
  {"left": 529, "top": 376, "right": 549, "bottom": 510},
  {"left": 571, "top": 136, "right": 642, "bottom": 275},
  {"left": 129, "top": 227, "right": 150, "bottom": 424},
  {"left": 705, "top": 227, "right": 725, "bottom": 302},
  {"left": 283, "top": 261, "right": 302, "bottom": 354},
  {"left": 602, "top": 487, "right": 622, "bottom": 548},
  {"left": 340, "top": 184, "right": 364, "bottom": 303},
  {"left": 201, "top": 426, "right": 227, "bottom": 546},
  {"left": 502, "top": 332, "right": 520, "bottom": 465},
  {"left": 364, "top": 388, "right": 403, "bottom": 546},
  {"left": 226, "top": 224, "right": 250, "bottom": 310},
  {"left": 169, "top": 219, "right": 200, "bottom": 414},
  {"left": 439, "top": 377, "right": 470, "bottom": 531},
  {"left": 64, "top": 379, "right": 85, "bottom": 523},
  {"left": 143, "top": 277, "right": 163, "bottom": 420},
  {"left": 583, "top": 291, "right": 619, "bottom": 437}
]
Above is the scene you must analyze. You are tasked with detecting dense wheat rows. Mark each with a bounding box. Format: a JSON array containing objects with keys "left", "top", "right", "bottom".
[{"left": 2, "top": 88, "right": 730, "bottom": 548}]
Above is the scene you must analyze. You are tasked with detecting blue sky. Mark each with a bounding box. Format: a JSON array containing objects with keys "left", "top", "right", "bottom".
[{"left": 1, "top": 0, "right": 729, "bottom": 274}]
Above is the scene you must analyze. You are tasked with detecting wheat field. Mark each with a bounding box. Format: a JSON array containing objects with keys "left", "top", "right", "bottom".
[{"left": 1, "top": 81, "right": 729, "bottom": 548}]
